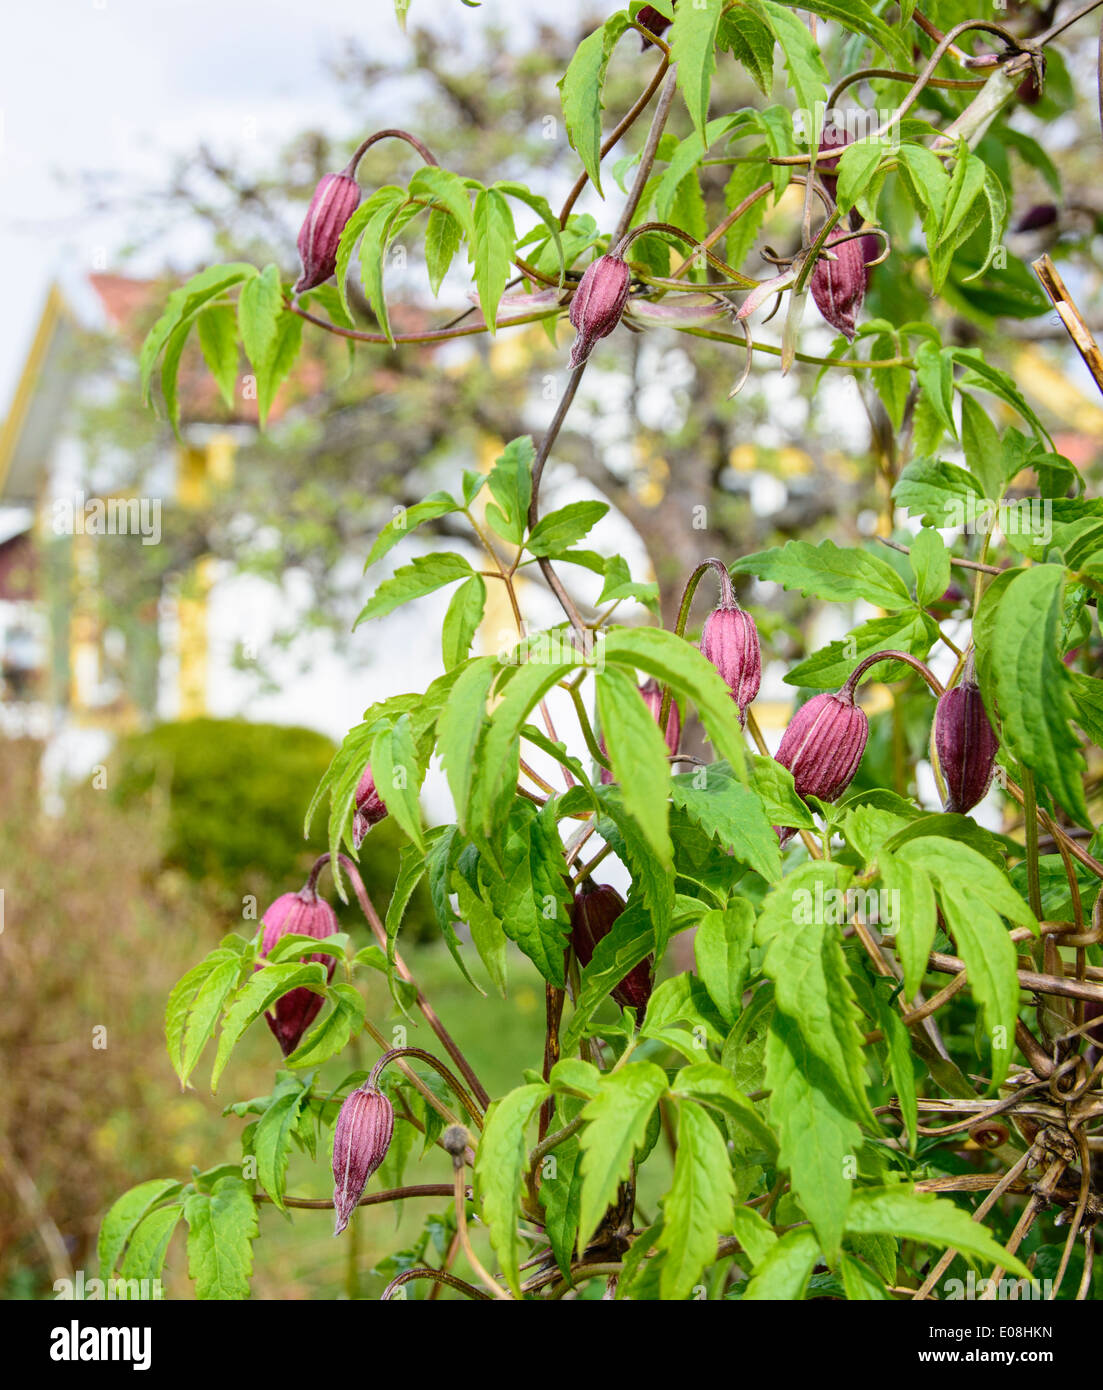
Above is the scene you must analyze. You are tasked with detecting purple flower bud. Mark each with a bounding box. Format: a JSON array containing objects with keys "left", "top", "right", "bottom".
[
  {"left": 258, "top": 887, "right": 338, "bottom": 1056},
  {"left": 701, "top": 602, "right": 761, "bottom": 725},
  {"left": 1014, "top": 203, "right": 1058, "bottom": 233},
  {"left": 932, "top": 677, "right": 999, "bottom": 814},
  {"left": 352, "top": 763, "right": 388, "bottom": 849},
  {"left": 332, "top": 1085, "right": 395, "bottom": 1235},
  {"left": 775, "top": 688, "right": 869, "bottom": 804},
  {"left": 570, "top": 881, "right": 652, "bottom": 1014},
  {"left": 637, "top": 3, "right": 674, "bottom": 48},
  {"left": 568, "top": 254, "right": 631, "bottom": 367},
  {"left": 294, "top": 172, "right": 361, "bottom": 294},
  {"left": 598, "top": 678, "right": 680, "bottom": 784},
  {"left": 810, "top": 231, "right": 870, "bottom": 341}
]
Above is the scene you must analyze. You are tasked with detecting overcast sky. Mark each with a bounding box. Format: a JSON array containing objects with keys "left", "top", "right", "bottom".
[{"left": 0, "top": 0, "right": 566, "bottom": 411}]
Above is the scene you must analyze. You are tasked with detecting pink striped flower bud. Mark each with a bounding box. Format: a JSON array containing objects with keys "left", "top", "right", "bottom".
[
  {"left": 775, "top": 687, "right": 868, "bottom": 805},
  {"left": 294, "top": 172, "right": 361, "bottom": 294},
  {"left": 570, "top": 881, "right": 652, "bottom": 1015},
  {"left": 332, "top": 1085, "right": 395, "bottom": 1235},
  {"left": 568, "top": 254, "right": 631, "bottom": 367},
  {"left": 259, "top": 886, "right": 338, "bottom": 1056},
  {"left": 810, "top": 231, "right": 870, "bottom": 340},
  {"left": 352, "top": 763, "right": 388, "bottom": 849},
  {"left": 932, "top": 677, "right": 999, "bottom": 814},
  {"left": 701, "top": 601, "right": 761, "bottom": 725}
]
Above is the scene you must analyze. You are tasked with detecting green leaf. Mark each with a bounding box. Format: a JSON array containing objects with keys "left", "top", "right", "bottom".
[
  {"left": 476, "top": 1083, "right": 549, "bottom": 1296},
  {"left": 846, "top": 1187, "right": 1030, "bottom": 1278},
  {"left": 408, "top": 166, "right": 476, "bottom": 241},
  {"left": 752, "top": 0, "right": 828, "bottom": 117},
  {"left": 453, "top": 868, "right": 509, "bottom": 995},
  {"left": 910, "top": 527, "right": 951, "bottom": 608},
  {"left": 765, "top": 1009, "right": 860, "bottom": 1260},
  {"left": 182, "top": 1175, "right": 259, "bottom": 1300},
  {"left": 425, "top": 205, "right": 462, "bottom": 295},
  {"left": 757, "top": 863, "right": 875, "bottom": 1126},
  {"left": 989, "top": 565, "right": 1089, "bottom": 824},
  {"left": 538, "top": 1095, "right": 585, "bottom": 1279},
  {"left": 893, "top": 456, "right": 985, "bottom": 527},
  {"left": 354, "top": 552, "right": 474, "bottom": 626},
  {"left": 441, "top": 575, "right": 487, "bottom": 670},
  {"left": 210, "top": 962, "right": 327, "bottom": 1091},
  {"left": 364, "top": 492, "right": 461, "bottom": 569},
  {"left": 359, "top": 194, "right": 419, "bottom": 348},
  {"left": 255, "top": 1084, "right": 310, "bottom": 1212},
  {"left": 99, "top": 1179, "right": 182, "bottom": 1277},
  {"left": 596, "top": 665, "right": 673, "bottom": 869},
  {"left": 196, "top": 304, "right": 239, "bottom": 408},
  {"left": 485, "top": 436, "right": 535, "bottom": 544},
  {"left": 734, "top": 539, "right": 911, "bottom": 609},
  {"left": 670, "top": 0, "right": 724, "bottom": 141},
  {"left": 333, "top": 187, "right": 404, "bottom": 321},
  {"left": 879, "top": 849, "right": 937, "bottom": 1001},
  {"left": 870, "top": 980, "right": 917, "bottom": 1153},
  {"left": 743, "top": 1226, "right": 821, "bottom": 1299},
  {"left": 835, "top": 140, "right": 890, "bottom": 217},
  {"left": 165, "top": 950, "right": 243, "bottom": 1088},
  {"left": 527, "top": 501, "right": 609, "bottom": 557},
  {"left": 470, "top": 187, "right": 516, "bottom": 333},
  {"left": 557, "top": 14, "right": 631, "bottom": 196},
  {"left": 370, "top": 715, "right": 425, "bottom": 851},
  {"left": 785, "top": 611, "right": 937, "bottom": 690},
  {"left": 579, "top": 1063, "right": 668, "bottom": 1247},
  {"left": 438, "top": 656, "right": 497, "bottom": 827},
  {"left": 238, "top": 264, "right": 301, "bottom": 427},
  {"left": 671, "top": 767, "right": 781, "bottom": 882},
  {"left": 140, "top": 262, "right": 256, "bottom": 406},
  {"left": 793, "top": 0, "right": 910, "bottom": 64},
  {"left": 658, "top": 1100, "right": 735, "bottom": 1300},
  {"left": 477, "top": 800, "right": 571, "bottom": 986},
  {"left": 895, "top": 837, "right": 1030, "bottom": 1085},
  {"left": 118, "top": 1204, "right": 183, "bottom": 1285},
  {"left": 495, "top": 180, "right": 565, "bottom": 286},
  {"left": 840, "top": 1252, "right": 891, "bottom": 1300},
  {"left": 730, "top": 1204, "right": 779, "bottom": 1268},
  {"left": 915, "top": 341, "right": 956, "bottom": 437},
  {"left": 694, "top": 900, "right": 755, "bottom": 1025},
  {"left": 284, "top": 983, "right": 366, "bottom": 1069},
  {"left": 601, "top": 627, "right": 747, "bottom": 781},
  {"left": 718, "top": 6, "right": 776, "bottom": 94},
  {"left": 960, "top": 393, "right": 1005, "bottom": 498}
]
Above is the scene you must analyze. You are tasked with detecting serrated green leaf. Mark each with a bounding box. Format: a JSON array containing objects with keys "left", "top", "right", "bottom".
[
  {"left": 476, "top": 1083, "right": 549, "bottom": 1296},
  {"left": 845, "top": 1187, "right": 1030, "bottom": 1278},
  {"left": 694, "top": 900, "right": 756, "bottom": 1025},
  {"left": 596, "top": 665, "right": 673, "bottom": 869},
  {"left": 99, "top": 1179, "right": 182, "bottom": 1278},
  {"left": 355, "top": 552, "right": 474, "bottom": 627},
  {"left": 557, "top": 14, "right": 631, "bottom": 197},
  {"left": 182, "top": 1175, "right": 258, "bottom": 1300},
  {"left": 579, "top": 1063, "right": 668, "bottom": 1247},
  {"left": 658, "top": 1100, "right": 735, "bottom": 1300},
  {"left": 196, "top": 304, "right": 239, "bottom": 409},
  {"left": 470, "top": 187, "right": 515, "bottom": 334},
  {"left": 734, "top": 539, "right": 911, "bottom": 609}
]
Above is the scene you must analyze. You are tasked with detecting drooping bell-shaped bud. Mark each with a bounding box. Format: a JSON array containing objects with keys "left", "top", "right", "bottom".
[
  {"left": 701, "top": 601, "right": 761, "bottom": 725},
  {"left": 294, "top": 172, "right": 362, "bottom": 294},
  {"left": 352, "top": 763, "right": 388, "bottom": 849},
  {"left": 568, "top": 254, "right": 631, "bottom": 367},
  {"left": 932, "top": 675, "right": 999, "bottom": 814},
  {"left": 637, "top": 3, "right": 674, "bottom": 48},
  {"left": 332, "top": 1085, "right": 395, "bottom": 1235},
  {"left": 258, "top": 886, "right": 339, "bottom": 1056},
  {"left": 570, "top": 880, "right": 653, "bottom": 1015},
  {"left": 599, "top": 678, "right": 680, "bottom": 784},
  {"left": 1014, "top": 203, "right": 1058, "bottom": 233},
  {"left": 810, "top": 231, "right": 870, "bottom": 340},
  {"left": 775, "top": 687, "right": 869, "bottom": 805}
]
